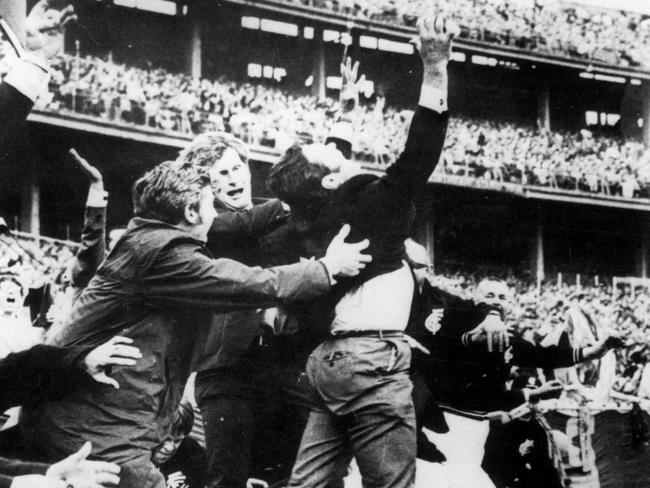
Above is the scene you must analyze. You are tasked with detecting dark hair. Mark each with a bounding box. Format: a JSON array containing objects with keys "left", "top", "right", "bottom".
[
  {"left": 267, "top": 144, "right": 331, "bottom": 208},
  {"left": 170, "top": 400, "right": 194, "bottom": 438},
  {"left": 132, "top": 161, "right": 211, "bottom": 225}
]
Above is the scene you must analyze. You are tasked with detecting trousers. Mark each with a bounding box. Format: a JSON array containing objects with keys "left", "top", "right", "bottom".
[{"left": 289, "top": 336, "right": 416, "bottom": 488}]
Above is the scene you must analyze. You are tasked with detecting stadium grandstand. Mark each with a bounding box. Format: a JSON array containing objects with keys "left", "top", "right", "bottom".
[{"left": 2, "top": 1, "right": 650, "bottom": 487}]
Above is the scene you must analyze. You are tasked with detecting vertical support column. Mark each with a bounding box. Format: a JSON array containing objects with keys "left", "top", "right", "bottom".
[
  {"left": 530, "top": 206, "right": 544, "bottom": 286},
  {"left": 20, "top": 162, "right": 39, "bottom": 234},
  {"left": 537, "top": 80, "right": 551, "bottom": 132},
  {"left": 188, "top": 15, "right": 202, "bottom": 79},
  {"left": 312, "top": 27, "right": 326, "bottom": 100},
  {"left": 637, "top": 216, "right": 650, "bottom": 278},
  {"left": 0, "top": 0, "right": 26, "bottom": 43},
  {"left": 642, "top": 82, "right": 650, "bottom": 146}
]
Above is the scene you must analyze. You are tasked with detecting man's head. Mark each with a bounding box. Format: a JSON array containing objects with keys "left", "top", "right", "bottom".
[
  {"left": 132, "top": 160, "right": 216, "bottom": 242},
  {"left": 152, "top": 400, "right": 194, "bottom": 466},
  {"left": 474, "top": 277, "right": 510, "bottom": 316},
  {"left": 178, "top": 132, "right": 252, "bottom": 211},
  {"left": 267, "top": 143, "right": 362, "bottom": 208},
  {"left": 0, "top": 276, "right": 24, "bottom": 315}
]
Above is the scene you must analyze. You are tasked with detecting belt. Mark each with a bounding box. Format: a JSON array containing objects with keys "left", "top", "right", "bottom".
[{"left": 330, "top": 330, "right": 404, "bottom": 339}]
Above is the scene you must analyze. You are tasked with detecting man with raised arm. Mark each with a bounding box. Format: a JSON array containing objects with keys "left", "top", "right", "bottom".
[{"left": 260, "top": 17, "right": 456, "bottom": 488}]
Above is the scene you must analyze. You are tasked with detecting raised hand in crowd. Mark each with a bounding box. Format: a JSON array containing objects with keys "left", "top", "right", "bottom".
[
  {"left": 320, "top": 224, "right": 371, "bottom": 277},
  {"left": 69, "top": 149, "right": 103, "bottom": 192},
  {"left": 25, "top": 0, "right": 77, "bottom": 62},
  {"left": 339, "top": 56, "right": 365, "bottom": 113},
  {"left": 83, "top": 336, "right": 142, "bottom": 389}
]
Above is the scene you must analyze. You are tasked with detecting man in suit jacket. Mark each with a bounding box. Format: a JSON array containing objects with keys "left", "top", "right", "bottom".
[
  {"left": 407, "top": 276, "right": 623, "bottom": 488},
  {"left": 178, "top": 132, "right": 291, "bottom": 488},
  {"left": 262, "top": 18, "right": 455, "bottom": 488},
  {"left": 20, "top": 160, "right": 371, "bottom": 488}
]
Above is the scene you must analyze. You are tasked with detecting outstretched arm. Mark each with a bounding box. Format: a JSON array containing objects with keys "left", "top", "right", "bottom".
[{"left": 382, "top": 18, "right": 458, "bottom": 201}]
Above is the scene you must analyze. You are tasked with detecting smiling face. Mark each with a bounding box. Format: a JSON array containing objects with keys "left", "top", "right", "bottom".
[
  {"left": 209, "top": 147, "right": 252, "bottom": 211},
  {"left": 474, "top": 279, "right": 510, "bottom": 316}
]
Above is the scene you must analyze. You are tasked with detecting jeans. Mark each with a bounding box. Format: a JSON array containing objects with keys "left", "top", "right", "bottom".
[{"left": 289, "top": 336, "right": 416, "bottom": 488}]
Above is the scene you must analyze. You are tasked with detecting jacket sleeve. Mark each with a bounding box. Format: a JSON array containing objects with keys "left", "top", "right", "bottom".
[
  {"left": 0, "top": 344, "right": 92, "bottom": 412},
  {"left": 208, "top": 199, "right": 289, "bottom": 242},
  {"left": 380, "top": 106, "right": 449, "bottom": 202},
  {"left": 0, "top": 458, "right": 49, "bottom": 479},
  {"left": 141, "top": 241, "right": 330, "bottom": 311},
  {"left": 511, "top": 337, "right": 583, "bottom": 369},
  {"left": 70, "top": 206, "right": 107, "bottom": 289},
  {"left": 0, "top": 82, "right": 35, "bottom": 156}
]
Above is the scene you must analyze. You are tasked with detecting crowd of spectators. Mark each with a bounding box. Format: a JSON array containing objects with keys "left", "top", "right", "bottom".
[
  {"left": 286, "top": 0, "right": 650, "bottom": 69},
  {"left": 23, "top": 53, "right": 650, "bottom": 200}
]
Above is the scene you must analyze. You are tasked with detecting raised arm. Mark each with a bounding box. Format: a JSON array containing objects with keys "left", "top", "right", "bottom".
[
  {"left": 67, "top": 150, "right": 107, "bottom": 289},
  {"left": 382, "top": 18, "right": 458, "bottom": 201}
]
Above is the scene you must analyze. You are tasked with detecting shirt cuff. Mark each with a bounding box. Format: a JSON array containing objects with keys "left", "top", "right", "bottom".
[
  {"left": 86, "top": 188, "right": 108, "bottom": 208},
  {"left": 316, "top": 258, "right": 337, "bottom": 286},
  {"left": 523, "top": 389, "right": 531, "bottom": 403},
  {"left": 4, "top": 58, "right": 50, "bottom": 103},
  {"left": 419, "top": 85, "right": 448, "bottom": 113}
]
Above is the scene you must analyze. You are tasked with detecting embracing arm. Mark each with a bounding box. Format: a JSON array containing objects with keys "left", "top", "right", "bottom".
[{"left": 208, "top": 199, "right": 289, "bottom": 242}]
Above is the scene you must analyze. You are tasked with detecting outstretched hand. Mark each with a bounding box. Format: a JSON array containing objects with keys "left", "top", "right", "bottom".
[
  {"left": 83, "top": 336, "right": 142, "bottom": 389},
  {"left": 46, "top": 442, "right": 120, "bottom": 488},
  {"left": 321, "top": 224, "right": 372, "bottom": 278},
  {"left": 25, "top": 0, "right": 77, "bottom": 62}
]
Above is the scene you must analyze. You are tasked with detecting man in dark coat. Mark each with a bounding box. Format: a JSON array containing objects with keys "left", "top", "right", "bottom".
[
  {"left": 407, "top": 276, "right": 623, "bottom": 488},
  {"left": 261, "top": 18, "right": 456, "bottom": 488},
  {"left": 20, "top": 160, "right": 371, "bottom": 488},
  {"left": 177, "top": 132, "right": 291, "bottom": 488}
]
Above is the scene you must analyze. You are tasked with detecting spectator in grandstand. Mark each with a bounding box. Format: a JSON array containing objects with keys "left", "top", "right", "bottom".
[
  {"left": 21, "top": 159, "right": 371, "bottom": 488},
  {"left": 152, "top": 400, "right": 206, "bottom": 488},
  {"left": 0, "top": 274, "right": 44, "bottom": 359},
  {"left": 262, "top": 17, "right": 454, "bottom": 488},
  {"left": 0, "top": 0, "right": 75, "bottom": 152}
]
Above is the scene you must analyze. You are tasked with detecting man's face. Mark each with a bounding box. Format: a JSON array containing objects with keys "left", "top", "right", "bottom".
[
  {"left": 0, "top": 280, "right": 22, "bottom": 315},
  {"left": 474, "top": 280, "right": 510, "bottom": 315},
  {"left": 152, "top": 433, "right": 184, "bottom": 465},
  {"left": 209, "top": 147, "right": 252, "bottom": 210},
  {"left": 301, "top": 143, "right": 362, "bottom": 188}
]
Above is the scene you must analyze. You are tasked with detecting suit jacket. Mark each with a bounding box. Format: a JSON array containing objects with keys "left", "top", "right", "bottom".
[
  {"left": 260, "top": 106, "right": 449, "bottom": 368},
  {"left": 21, "top": 217, "right": 330, "bottom": 471},
  {"left": 408, "top": 282, "right": 586, "bottom": 414},
  {"left": 195, "top": 199, "right": 288, "bottom": 377}
]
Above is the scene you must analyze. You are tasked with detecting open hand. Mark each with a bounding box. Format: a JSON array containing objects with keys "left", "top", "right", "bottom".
[
  {"left": 83, "top": 336, "right": 142, "bottom": 389},
  {"left": 46, "top": 442, "right": 120, "bottom": 488},
  {"left": 321, "top": 224, "right": 372, "bottom": 277},
  {"left": 413, "top": 17, "right": 460, "bottom": 86},
  {"left": 25, "top": 0, "right": 77, "bottom": 62},
  {"left": 339, "top": 57, "right": 366, "bottom": 112}
]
